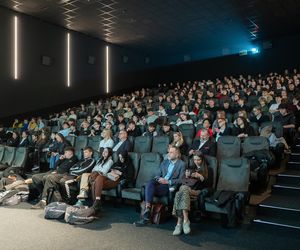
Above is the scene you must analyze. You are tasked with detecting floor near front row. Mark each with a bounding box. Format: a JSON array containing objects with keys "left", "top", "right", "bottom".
[{"left": 0, "top": 202, "right": 299, "bottom": 250}]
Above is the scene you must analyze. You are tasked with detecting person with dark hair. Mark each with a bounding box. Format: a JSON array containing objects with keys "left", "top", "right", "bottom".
[
  {"left": 127, "top": 120, "right": 141, "bottom": 137},
  {"left": 6, "top": 131, "right": 20, "bottom": 147},
  {"left": 89, "top": 121, "right": 102, "bottom": 136},
  {"left": 159, "top": 121, "right": 174, "bottom": 141},
  {"left": 76, "top": 147, "right": 114, "bottom": 210},
  {"left": 143, "top": 122, "right": 158, "bottom": 137},
  {"left": 195, "top": 119, "right": 213, "bottom": 138},
  {"left": 172, "top": 152, "right": 209, "bottom": 235},
  {"left": 60, "top": 147, "right": 96, "bottom": 202},
  {"left": 0, "top": 124, "right": 8, "bottom": 144},
  {"left": 18, "top": 131, "right": 30, "bottom": 147},
  {"left": 48, "top": 133, "right": 71, "bottom": 170},
  {"left": 135, "top": 146, "right": 186, "bottom": 226},
  {"left": 234, "top": 116, "right": 255, "bottom": 138},
  {"left": 31, "top": 147, "right": 78, "bottom": 209},
  {"left": 249, "top": 106, "right": 270, "bottom": 127},
  {"left": 214, "top": 118, "right": 232, "bottom": 141}
]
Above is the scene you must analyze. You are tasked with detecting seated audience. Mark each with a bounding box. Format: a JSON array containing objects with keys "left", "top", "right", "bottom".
[{"left": 189, "top": 129, "right": 216, "bottom": 157}]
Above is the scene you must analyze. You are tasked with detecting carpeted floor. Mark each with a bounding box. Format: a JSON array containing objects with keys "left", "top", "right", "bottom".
[{"left": 0, "top": 202, "right": 299, "bottom": 250}]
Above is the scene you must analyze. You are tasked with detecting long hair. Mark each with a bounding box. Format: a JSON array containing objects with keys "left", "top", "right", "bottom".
[{"left": 98, "top": 147, "right": 113, "bottom": 166}]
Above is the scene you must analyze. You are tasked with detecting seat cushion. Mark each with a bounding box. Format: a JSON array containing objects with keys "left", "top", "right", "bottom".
[
  {"left": 121, "top": 188, "right": 141, "bottom": 201},
  {"left": 102, "top": 189, "right": 117, "bottom": 197}
]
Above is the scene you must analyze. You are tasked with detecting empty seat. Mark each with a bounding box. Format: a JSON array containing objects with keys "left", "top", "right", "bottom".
[
  {"left": 11, "top": 147, "right": 28, "bottom": 169},
  {"left": 51, "top": 126, "right": 60, "bottom": 133},
  {"left": 74, "top": 136, "right": 88, "bottom": 159},
  {"left": 168, "top": 115, "right": 178, "bottom": 123},
  {"left": 242, "top": 136, "right": 269, "bottom": 155},
  {"left": 133, "top": 136, "right": 152, "bottom": 153},
  {"left": 66, "top": 135, "right": 76, "bottom": 147},
  {"left": 121, "top": 153, "right": 161, "bottom": 201},
  {"left": 151, "top": 136, "right": 170, "bottom": 154},
  {"left": 178, "top": 124, "right": 195, "bottom": 139},
  {"left": 249, "top": 122, "right": 259, "bottom": 136},
  {"left": 205, "top": 156, "right": 218, "bottom": 189},
  {"left": 0, "top": 145, "right": 5, "bottom": 162},
  {"left": 217, "top": 136, "right": 241, "bottom": 160},
  {"left": 0, "top": 146, "right": 16, "bottom": 166},
  {"left": 205, "top": 157, "right": 250, "bottom": 214},
  {"left": 87, "top": 136, "right": 101, "bottom": 151}
]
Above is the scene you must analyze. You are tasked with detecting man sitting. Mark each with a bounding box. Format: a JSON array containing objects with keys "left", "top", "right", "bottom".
[
  {"left": 112, "top": 130, "right": 132, "bottom": 155},
  {"left": 30, "top": 147, "right": 78, "bottom": 209},
  {"left": 60, "top": 147, "right": 96, "bottom": 202},
  {"left": 249, "top": 106, "right": 270, "bottom": 127},
  {"left": 135, "top": 146, "right": 185, "bottom": 226},
  {"left": 189, "top": 129, "right": 216, "bottom": 157}
]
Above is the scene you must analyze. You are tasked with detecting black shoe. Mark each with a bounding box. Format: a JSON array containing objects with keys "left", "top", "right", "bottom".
[
  {"left": 143, "top": 208, "right": 151, "bottom": 220},
  {"left": 133, "top": 218, "right": 151, "bottom": 227},
  {"left": 92, "top": 199, "right": 102, "bottom": 211}
]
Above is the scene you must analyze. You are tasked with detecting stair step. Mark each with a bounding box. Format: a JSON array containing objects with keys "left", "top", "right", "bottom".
[
  {"left": 294, "top": 145, "right": 300, "bottom": 153},
  {"left": 257, "top": 203, "right": 300, "bottom": 221},
  {"left": 287, "top": 161, "right": 300, "bottom": 171},
  {"left": 289, "top": 153, "right": 300, "bottom": 162},
  {"left": 277, "top": 170, "right": 300, "bottom": 186},
  {"left": 272, "top": 184, "right": 300, "bottom": 196},
  {"left": 253, "top": 216, "right": 300, "bottom": 230},
  {"left": 259, "top": 195, "right": 300, "bottom": 213}
]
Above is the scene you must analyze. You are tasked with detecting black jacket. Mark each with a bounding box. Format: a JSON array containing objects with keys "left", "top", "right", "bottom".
[
  {"left": 113, "top": 139, "right": 132, "bottom": 155},
  {"left": 190, "top": 139, "right": 217, "bottom": 157},
  {"left": 55, "top": 155, "right": 78, "bottom": 174},
  {"left": 69, "top": 157, "right": 96, "bottom": 176}
]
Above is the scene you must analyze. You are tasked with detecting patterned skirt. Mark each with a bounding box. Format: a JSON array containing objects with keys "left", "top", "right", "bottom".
[{"left": 172, "top": 185, "right": 200, "bottom": 218}]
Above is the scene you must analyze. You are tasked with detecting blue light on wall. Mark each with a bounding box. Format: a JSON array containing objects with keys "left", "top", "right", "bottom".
[{"left": 250, "top": 47, "right": 259, "bottom": 54}]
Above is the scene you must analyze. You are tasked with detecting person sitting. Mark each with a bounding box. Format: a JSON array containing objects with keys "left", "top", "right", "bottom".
[
  {"left": 59, "top": 147, "right": 96, "bottom": 202},
  {"left": 142, "top": 122, "right": 158, "bottom": 137},
  {"left": 170, "top": 132, "right": 188, "bottom": 156},
  {"left": 6, "top": 131, "right": 20, "bottom": 147},
  {"left": 213, "top": 117, "right": 232, "bottom": 141},
  {"left": 76, "top": 148, "right": 114, "bottom": 210},
  {"left": 0, "top": 124, "right": 8, "bottom": 144},
  {"left": 145, "top": 109, "right": 158, "bottom": 124},
  {"left": 159, "top": 121, "right": 174, "bottom": 141},
  {"left": 135, "top": 146, "right": 186, "bottom": 226},
  {"left": 195, "top": 118, "right": 213, "bottom": 138},
  {"left": 99, "top": 128, "right": 114, "bottom": 153},
  {"left": 275, "top": 103, "right": 296, "bottom": 145},
  {"left": 233, "top": 116, "right": 255, "bottom": 139},
  {"left": 127, "top": 120, "right": 141, "bottom": 137},
  {"left": 58, "top": 122, "right": 71, "bottom": 137},
  {"left": 189, "top": 129, "right": 216, "bottom": 157},
  {"left": 172, "top": 152, "right": 209, "bottom": 235},
  {"left": 31, "top": 147, "right": 78, "bottom": 209},
  {"left": 176, "top": 112, "right": 193, "bottom": 127},
  {"left": 18, "top": 131, "right": 30, "bottom": 147},
  {"left": 89, "top": 121, "right": 102, "bottom": 136},
  {"left": 112, "top": 130, "right": 132, "bottom": 155},
  {"left": 249, "top": 106, "right": 270, "bottom": 127},
  {"left": 80, "top": 121, "right": 91, "bottom": 136}
]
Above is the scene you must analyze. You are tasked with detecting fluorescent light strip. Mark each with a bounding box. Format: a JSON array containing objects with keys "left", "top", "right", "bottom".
[
  {"left": 106, "top": 46, "right": 109, "bottom": 93},
  {"left": 67, "top": 33, "right": 70, "bottom": 87},
  {"left": 14, "top": 16, "right": 18, "bottom": 80}
]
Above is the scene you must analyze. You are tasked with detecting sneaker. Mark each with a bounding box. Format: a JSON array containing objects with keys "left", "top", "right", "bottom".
[
  {"left": 92, "top": 199, "right": 102, "bottom": 211},
  {"left": 75, "top": 200, "right": 84, "bottom": 207},
  {"left": 172, "top": 224, "right": 182, "bottom": 236},
  {"left": 31, "top": 200, "right": 46, "bottom": 209},
  {"left": 182, "top": 220, "right": 191, "bottom": 234},
  {"left": 133, "top": 218, "right": 151, "bottom": 227},
  {"left": 77, "top": 189, "right": 88, "bottom": 199},
  {"left": 143, "top": 207, "right": 151, "bottom": 220}
]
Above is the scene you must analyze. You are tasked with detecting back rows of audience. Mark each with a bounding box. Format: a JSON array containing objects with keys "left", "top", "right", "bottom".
[{"left": 0, "top": 68, "right": 300, "bottom": 235}]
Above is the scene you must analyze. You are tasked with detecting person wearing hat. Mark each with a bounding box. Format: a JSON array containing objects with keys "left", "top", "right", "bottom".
[{"left": 275, "top": 103, "right": 296, "bottom": 145}]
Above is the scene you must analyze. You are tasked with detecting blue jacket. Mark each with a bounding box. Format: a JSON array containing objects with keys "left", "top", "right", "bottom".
[{"left": 157, "top": 159, "right": 186, "bottom": 186}]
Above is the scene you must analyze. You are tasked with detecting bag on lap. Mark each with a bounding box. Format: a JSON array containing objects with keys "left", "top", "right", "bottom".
[
  {"left": 64, "top": 206, "right": 96, "bottom": 225},
  {"left": 45, "top": 202, "right": 70, "bottom": 220}
]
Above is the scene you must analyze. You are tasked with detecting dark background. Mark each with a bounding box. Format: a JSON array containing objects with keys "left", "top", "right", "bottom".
[{"left": 0, "top": 6, "right": 300, "bottom": 124}]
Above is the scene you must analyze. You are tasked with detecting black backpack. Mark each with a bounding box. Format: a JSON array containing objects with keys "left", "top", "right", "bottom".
[{"left": 45, "top": 202, "right": 70, "bottom": 220}]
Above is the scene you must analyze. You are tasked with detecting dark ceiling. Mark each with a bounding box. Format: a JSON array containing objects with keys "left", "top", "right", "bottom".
[{"left": 1, "top": 0, "right": 300, "bottom": 56}]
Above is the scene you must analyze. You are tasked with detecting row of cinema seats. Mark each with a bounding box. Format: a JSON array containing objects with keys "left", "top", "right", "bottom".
[
  {"left": 99, "top": 151, "right": 250, "bottom": 223},
  {"left": 0, "top": 145, "right": 28, "bottom": 178}
]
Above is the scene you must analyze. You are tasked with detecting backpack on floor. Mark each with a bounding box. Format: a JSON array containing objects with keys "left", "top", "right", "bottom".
[
  {"left": 64, "top": 206, "right": 96, "bottom": 225},
  {"left": 0, "top": 190, "right": 19, "bottom": 205},
  {"left": 45, "top": 202, "right": 70, "bottom": 220}
]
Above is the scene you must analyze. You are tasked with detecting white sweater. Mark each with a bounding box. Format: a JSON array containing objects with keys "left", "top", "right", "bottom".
[{"left": 92, "top": 158, "right": 114, "bottom": 175}]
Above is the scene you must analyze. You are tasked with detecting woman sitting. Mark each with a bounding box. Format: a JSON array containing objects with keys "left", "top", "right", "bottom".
[
  {"left": 213, "top": 118, "right": 232, "bottom": 141},
  {"left": 170, "top": 132, "right": 188, "bottom": 156},
  {"left": 76, "top": 147, "right": 114, "bottom": 210},
  {"left": 234, "top": 116, "right": 255, "bottom": 139},
  {"left": 172, "top": 152, "right": 209, "bottom": 236},
  {"left": 98, "top": 129, "right": 114, "bottom": 154}
]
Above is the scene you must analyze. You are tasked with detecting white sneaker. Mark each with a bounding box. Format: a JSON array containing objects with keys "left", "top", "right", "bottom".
[
  {"left": 172, "top": 224, "right": 182, "bottom": 236},
  {"left": 183, "top": 220, "right": 191, "bottom": 234}
]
